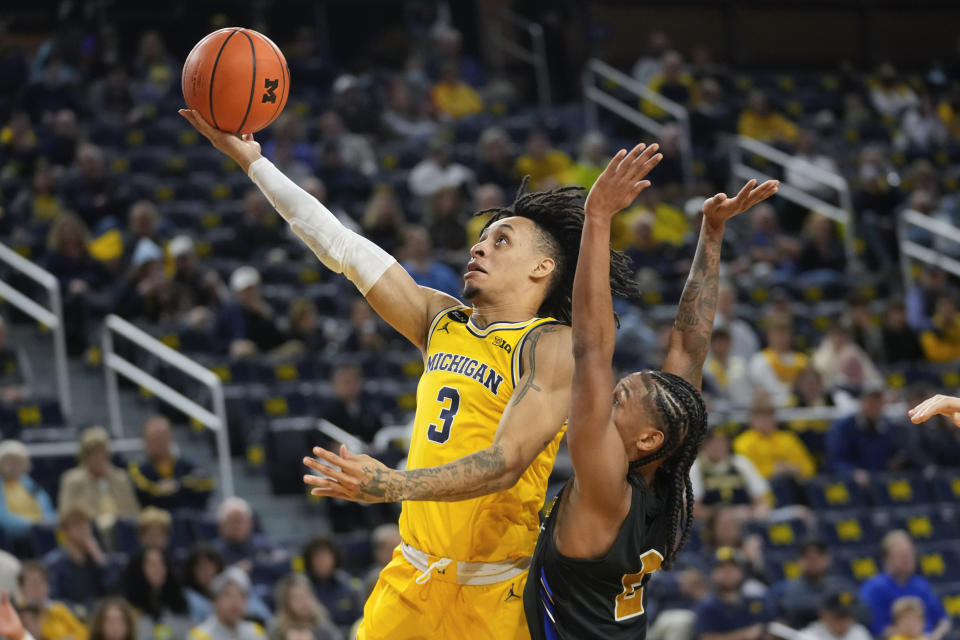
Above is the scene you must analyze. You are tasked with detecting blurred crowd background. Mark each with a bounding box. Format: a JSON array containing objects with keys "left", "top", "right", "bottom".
[{"left": 0, "top": 1, "right": 959, "bottom": 639}]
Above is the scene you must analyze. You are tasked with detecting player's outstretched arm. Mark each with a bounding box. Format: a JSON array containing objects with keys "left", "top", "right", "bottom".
[
  {"left": 909, "top": 394, "right": 960, "bottom": 427},
  {"left": 661, "top": 179, "right": 778, "bottom": 388},
  {"left": 302, "top": 323, "right": 574, "bottom": 502},
  {"left": 178, "top": 109, "right": 457, "bottom": 351},
  {"left": 568, "top": 143, "right": 662, "bottom": 517}
]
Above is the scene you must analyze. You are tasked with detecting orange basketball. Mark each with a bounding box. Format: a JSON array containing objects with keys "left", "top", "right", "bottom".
[{"left": 181, "top": 27, "right": 289, "bottom": 135}]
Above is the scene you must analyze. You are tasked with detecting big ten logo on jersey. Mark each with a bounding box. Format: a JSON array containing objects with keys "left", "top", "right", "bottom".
[
  {"left": 491, "top": 336, "right": 512, "bottom": 354},
  {"left": 262, "top": 78, "right": 279, "bottom": 103}
]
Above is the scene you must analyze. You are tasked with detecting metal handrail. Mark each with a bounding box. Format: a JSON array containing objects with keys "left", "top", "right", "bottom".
[
  {"left": 582, "top": 58, "right": 695, "bottom": 192},
  {"left": 102, "top": 314, "right": 233, "bottom": 497},
  {"left": 730, "top": 135, "right": 856, "bottom": 261},
  {"left": 897, "top": 208, "right": 960, "bottom": 290},
  {"left": 709, "top": 405, "right": 849, "bottom": 427},
  {"left": 490, "top": 10, "right": 551, "bottom": 114},
  {"left": 0, "top": 242, "right": 71, "bottom": 418}
]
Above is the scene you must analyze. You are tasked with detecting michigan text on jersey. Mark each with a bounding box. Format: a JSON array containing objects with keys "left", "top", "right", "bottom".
[{"left": 425, "top": 351, "right": 505, "bottom": 395}]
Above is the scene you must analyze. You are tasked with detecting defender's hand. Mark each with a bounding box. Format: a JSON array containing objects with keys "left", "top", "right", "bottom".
[
  {"left": 702, "top": 179, "right": 779, "bottom": 230},
  {"left": 909, "top": 394, "right": 960, "bottom": 427},
  {"left": 178, "top": 108, "right": 262, "bottom": 174},
  {"left": 303, "top": 445, "right": 397, "bottom": 503},
  {"left": 0, "top": 592, "right": 25, "bottom": 640},
  {"left": 584, "top": 143, "right": 662, "bottom": 219}
]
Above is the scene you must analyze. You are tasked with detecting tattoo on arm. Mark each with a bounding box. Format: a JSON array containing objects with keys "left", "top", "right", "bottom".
[
  {"left": 358, "top": 446, "right": 510, "bottom": 502},
  {"left": 672, "top": 228, "right": 722, "bottom": 383},
  {"left": 513, "top": 325, "right": 557, "bottom": 403}
]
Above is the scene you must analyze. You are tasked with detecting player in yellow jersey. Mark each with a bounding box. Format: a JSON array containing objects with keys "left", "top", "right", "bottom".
[{"left": 179, "top": 108, "right": 660, "bottom": 639}]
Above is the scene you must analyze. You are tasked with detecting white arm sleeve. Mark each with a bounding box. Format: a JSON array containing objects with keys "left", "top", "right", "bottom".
[{"left": 247, "top": 157, "right": 396, "bottom": 295}]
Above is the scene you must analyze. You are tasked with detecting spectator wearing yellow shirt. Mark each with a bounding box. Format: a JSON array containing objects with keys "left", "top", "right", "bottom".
[
  {"left": 0, "top": 440, "right": 55, "bottom": 542},
  {"left": 430, "top": 62, "right": 483, "bottom": 120},
  {"left": 936, "top": 92, "right": 960, "bottom": 139},
  {"left": 738, "top": 90, "right": 799, "bottom": 145},
  {"left": 643, "top": 51, "right": 698, "bottom": 119},
  {"left": 568, "top": 131, "right": 608, "bottom": 189},
  {"left": 16, "top": 561, "right": 88, "bottom": 640},
  {"left": 733, "top": 394, "right": 816, "bottom": 479},
  {"left": 888, "top": 596, "right": 930, "bottom": 640},
  {"left": 749, "top": 314, "right": 809, "bottom": 408},
  {"left": 920, "top": 294, "right": 960, "bottom": 362},
  {"left": 514, "top": 131, "right": 572, "bottom": 190}
]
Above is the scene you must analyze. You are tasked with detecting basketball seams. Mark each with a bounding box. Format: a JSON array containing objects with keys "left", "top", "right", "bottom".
[
  {"left": 208, "top": 28, "right": 242, "bottom": 131},
  {"left": 235, "top": 29, "right": 257, "bottom": 134}
]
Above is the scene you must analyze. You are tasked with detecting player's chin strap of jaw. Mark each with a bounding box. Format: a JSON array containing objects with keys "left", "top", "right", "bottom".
[{"left": 247, "top": 157, "right": 396, "bottom": 295}]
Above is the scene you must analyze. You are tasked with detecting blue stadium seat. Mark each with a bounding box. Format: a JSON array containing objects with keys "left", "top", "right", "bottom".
[
  {"left": 265, "top": 416, "right": 317, "bottom": 494},
  {"left": 819, "top": 511, "right": 879, "bottom": 546},
  {"left": 867, "top": 472, "right": 930, "bottom": 507},
  {"left": 931, "top": 469, "right": 960, "bottom": 503},
  {"left": 833, "top": 546, "right": 882, "bottom": 582},
  {"left": 916, "top": 546, "right": 960, "bottom": 584},
  {"left": 934, "top": 582, "right": 960, "bottom": 619},
  {"left": 887, "top": 507, "right": 960, "bottom": 543},
  {"left": 29, "top": 523, "right": 58, "bottom": 557},
  {"left": 113, "top": 518, "right": 140, "bottom": 554},
  {"left": 806, "top": 476, "right": 867, "bottom": 509},
  {"left": 757, "top": 517, "right": 809, "bottom": 550}
]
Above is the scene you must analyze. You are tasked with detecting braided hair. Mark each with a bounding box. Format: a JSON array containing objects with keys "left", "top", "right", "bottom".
[
  {"left": 628, "top": 370, "right": 709, "bottom": 569},
  {"left": 476, "top": 177, "right": 640, "bottom": 324}
]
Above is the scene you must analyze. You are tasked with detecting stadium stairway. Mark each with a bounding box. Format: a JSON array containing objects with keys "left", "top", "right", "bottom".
[{"left": 8, "top": 318, "right": 324, "bottom": 545}]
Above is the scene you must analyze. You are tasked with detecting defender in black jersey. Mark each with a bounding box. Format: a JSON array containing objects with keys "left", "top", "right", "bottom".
[{"left": 524, "top": 144, "right": 778, "bottom": 640}]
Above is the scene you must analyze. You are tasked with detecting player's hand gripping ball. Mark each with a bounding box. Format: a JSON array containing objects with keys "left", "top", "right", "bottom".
[{"left": 181, "top": 27, "right": 289, "bottom": 135}]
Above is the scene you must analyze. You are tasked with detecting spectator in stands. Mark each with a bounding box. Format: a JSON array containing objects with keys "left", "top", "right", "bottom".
[
  {"left": 399, "top": 225, "right": 461, "bottom": 298},
  {"left": 854, "top": 146, "right": 903, "bottom": 270},
  {"left": 338, "top": 298, "right": 386, "bottom": 353},
  {"left": 59, "top": 426, "right": 140, "bottom": 537},
  {"left": 15, "top": 561, "right": 87, "bottom": 640},
  {"left": 812, "top": 324, "right": 883, "bottom": 397},
  {"left": 169, "top": 235, "right": 226, "bottom": 314},
  {"left": 120, "top": 547, "right": 190, "bottom": 638},
  {"left": 216, "top": 267, "right": 290, "bottom": 358},
  {"left": 888, "top": 596, "right": 935, "bottom": 640},
  {"left": 734, "top": 392, "right": 816, "bottom": 480},
  {"left": 906, "top": 268, "right": 948, "bottom": 332},
  {"left": 136, "top": 507, "right": 172, "bottom": 551},
  {"left": 796, "top": 212, "right": 846, "bottom": 274},
  {"left": 843, "top": 294, "right": 885, "bottom": 364},
  {"left": 323, "top": 363, "right": 383, "bottom": 444},
  {"left": 0, "top": 440, "right": 55, "bottom": 542},
  {"left": 898, "top": 93, "right": 948, "bottom": 152},
  {"left": 646, "top": 567, "right": 709, "bottom": 640},
  {"left": 785, "top": 130, "right": 839, "bottom": 201},
  {"left": 749, "top": 315, "right": 808, "bottom": 407},
  {"left": 475, "top": 127, "right": 516, "bottom": 191},
  {"left": 22, "top": 57, "right": 78, "bottom": 123},
  {"left": 381, "top": 77, "right": 437, "bottom": 142},
  {"left": 131, "top": 30, "right": 176, "bottom": 92},
  {"left": 43, "top": 212, "right": 103, "bottom": 354},
  {"left": 937, "top": 88, "right": 960, "bottom": 138},
  {"left": 269, "top": 574, "right": 341, "bottom": 640},
  {"left": 111, "top": 238, "right": 178, "bottom": 323},
  {"left": 882, "top": 299, "right": 923, "bottom": 364},
  {"left": 361, "top": 186, "right": 405, "bottom": 255},
  {"left": 694, "top": 547, "right": 772, "bottom": 640},
  {"left": 10, "top": 162, "right": 66, "bottom": 229},
  {"left": 767, "top": 539, "right": 859, "bottom": 630},
  {"left": 87, "top": 597, "right": 137, "bottom": 640},
  {"left": 869, "top": 63, "right": 917, "bottom": 120},
  {"left": 331, "top": 74, "right": 380, "bottom": 136},
  {"left": 715, "top": 281, "right": 760, "bottom": 362},
  {"left": 514, "top": 131, "right": 572, "bottom": 191},
  {"left": 792, "top": 367, "right": 832, "bottom": 410},
  {"left": 364, "top": 523, "right": 401, "bottom": 590},
  {"left": 316, "top": 111, "right": 377, "bottom": 178},
  {"left": 430, "top": 61, "right": 483, "bottom": 120},
  {"left": 87, "top": 63, "right": 135, "bottom": 123},
  {"left": 188, "top": 568, "right": 266, "bottom": 640},
  {"left": 702, "top": 509, "right": 767, "bottom": 592},
  {"left": 213, "top": 497, "right": 287, "bottom": 578},
  {"left": 745, "top": 204, "right": 798, "bottom": 275},
  {"left": 232, "top": 189, "right": 287, "bottom": 261},
  {"left": 61, "top": 143, "right": 123, "bottom": 227},
  {"left": 44, "top": 504, "right": 113, "bottom": 608},
  {"left": 0, "top": 550, "right": 19, "bottom": 597},
  {"left": 919, "top": 294, "right": 960, "bottom": 362},
  {"left": 262, "top": 115, "right": 314, "bottom": 183},
  {"left": 183, "top": 545, "right": 271, "bottom": 625},
  {"left": 128, "top": 415, "right": 214, "bottom": 512},
  {"left": 631, "top": 30, "right": 671, "bottom": 85},
  {"left": 690, "top": 430, "right": 770, "bottom": 520},
  {"left": 826, "top": 383, "right": 921, "bottom": 481},
  {"left": 859, "top": 531, "right": 950, "bottom": 639},
  {"left": 465, "top": 183, "right": 504, "bottom": 247},
  {"left": 800, "top": 588, "right": 872, "bottom": 640},
  {"left": 408, "top": 133, "right": 474, "bottom": 199},
  {"left": 123, "top": 200, "right": 162, "bottom": 262},
  {"left": 40, "top": 108, "right": 79, "bottom": 167},
  {"left": 286, "top": 299, "right": 325, "bottom": 353},
  {"left": 691, "top": 77, "right": 737, "bottom": 150},
  {"left": 301, "top": 536, "right": 362, "bottom": 630},
  {"left": 702, "top": 327, "right": 753, "bottom": 411},
  {"left": 568, "top": 131, "right": 608, "bottom": 189},
  {"left": 0, "top": 111, "right": 39, "bottom": 181},
  {"left": 738, "top": 89, "right": 799, "bottom": 145},
  {"left": 425, "top": 186, "right": 468, "bottom": 251},
  {"left": 643, "top": 50, "right": 697, "bottom": 119}
]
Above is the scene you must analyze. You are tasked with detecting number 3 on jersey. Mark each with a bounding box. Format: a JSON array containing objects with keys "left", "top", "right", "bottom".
[
  {"left": 427, "top": 386, "right": 461, "bottom": 444},
  {"left": 614, "top": 549, "right": 663, "bottom": 621}
]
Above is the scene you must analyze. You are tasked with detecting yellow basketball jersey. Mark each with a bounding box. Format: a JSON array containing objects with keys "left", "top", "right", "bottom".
[{"left": 398, "top": 305, "right": 566, "bottom": 563}]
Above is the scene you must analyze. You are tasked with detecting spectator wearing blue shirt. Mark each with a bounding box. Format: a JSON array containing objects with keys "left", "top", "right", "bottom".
[
  {"left": 858, "top": 530, "right": 950, "bottom": 639},
  {"left": 399, "top": 225, "right": 462, "bottom": 299},
  {"left": 0, "top": 440, "right": 56, "bottom": 543},
  {"left": 695, "top": 547, "right": 771, "bottom": 640},
  {"left": 302, "top": 535, "right": 363, "bottom": 630},
  {"left": 826, "top": 384, "right": 923, "bottom": 482},
  {"left": 213, "top": 498, "right": 288, "bottom": 579}
]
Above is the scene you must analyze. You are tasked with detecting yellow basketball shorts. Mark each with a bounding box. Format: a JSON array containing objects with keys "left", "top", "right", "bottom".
[{"left": 357, "top": 546, "right": 531, "bottom": 640}]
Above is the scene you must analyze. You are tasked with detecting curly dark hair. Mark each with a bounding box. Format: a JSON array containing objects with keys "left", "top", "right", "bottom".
[{"left": 477, "top": 178, "right": 640, "bottom": 324}]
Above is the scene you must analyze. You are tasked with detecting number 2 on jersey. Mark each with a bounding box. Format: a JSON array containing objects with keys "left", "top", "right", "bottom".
[
  {"left": 614, "top": 549, "right": 663, "bottom": 621},
  {"left": 427, "top": 386, "right": 461, "bottom": 444}
]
